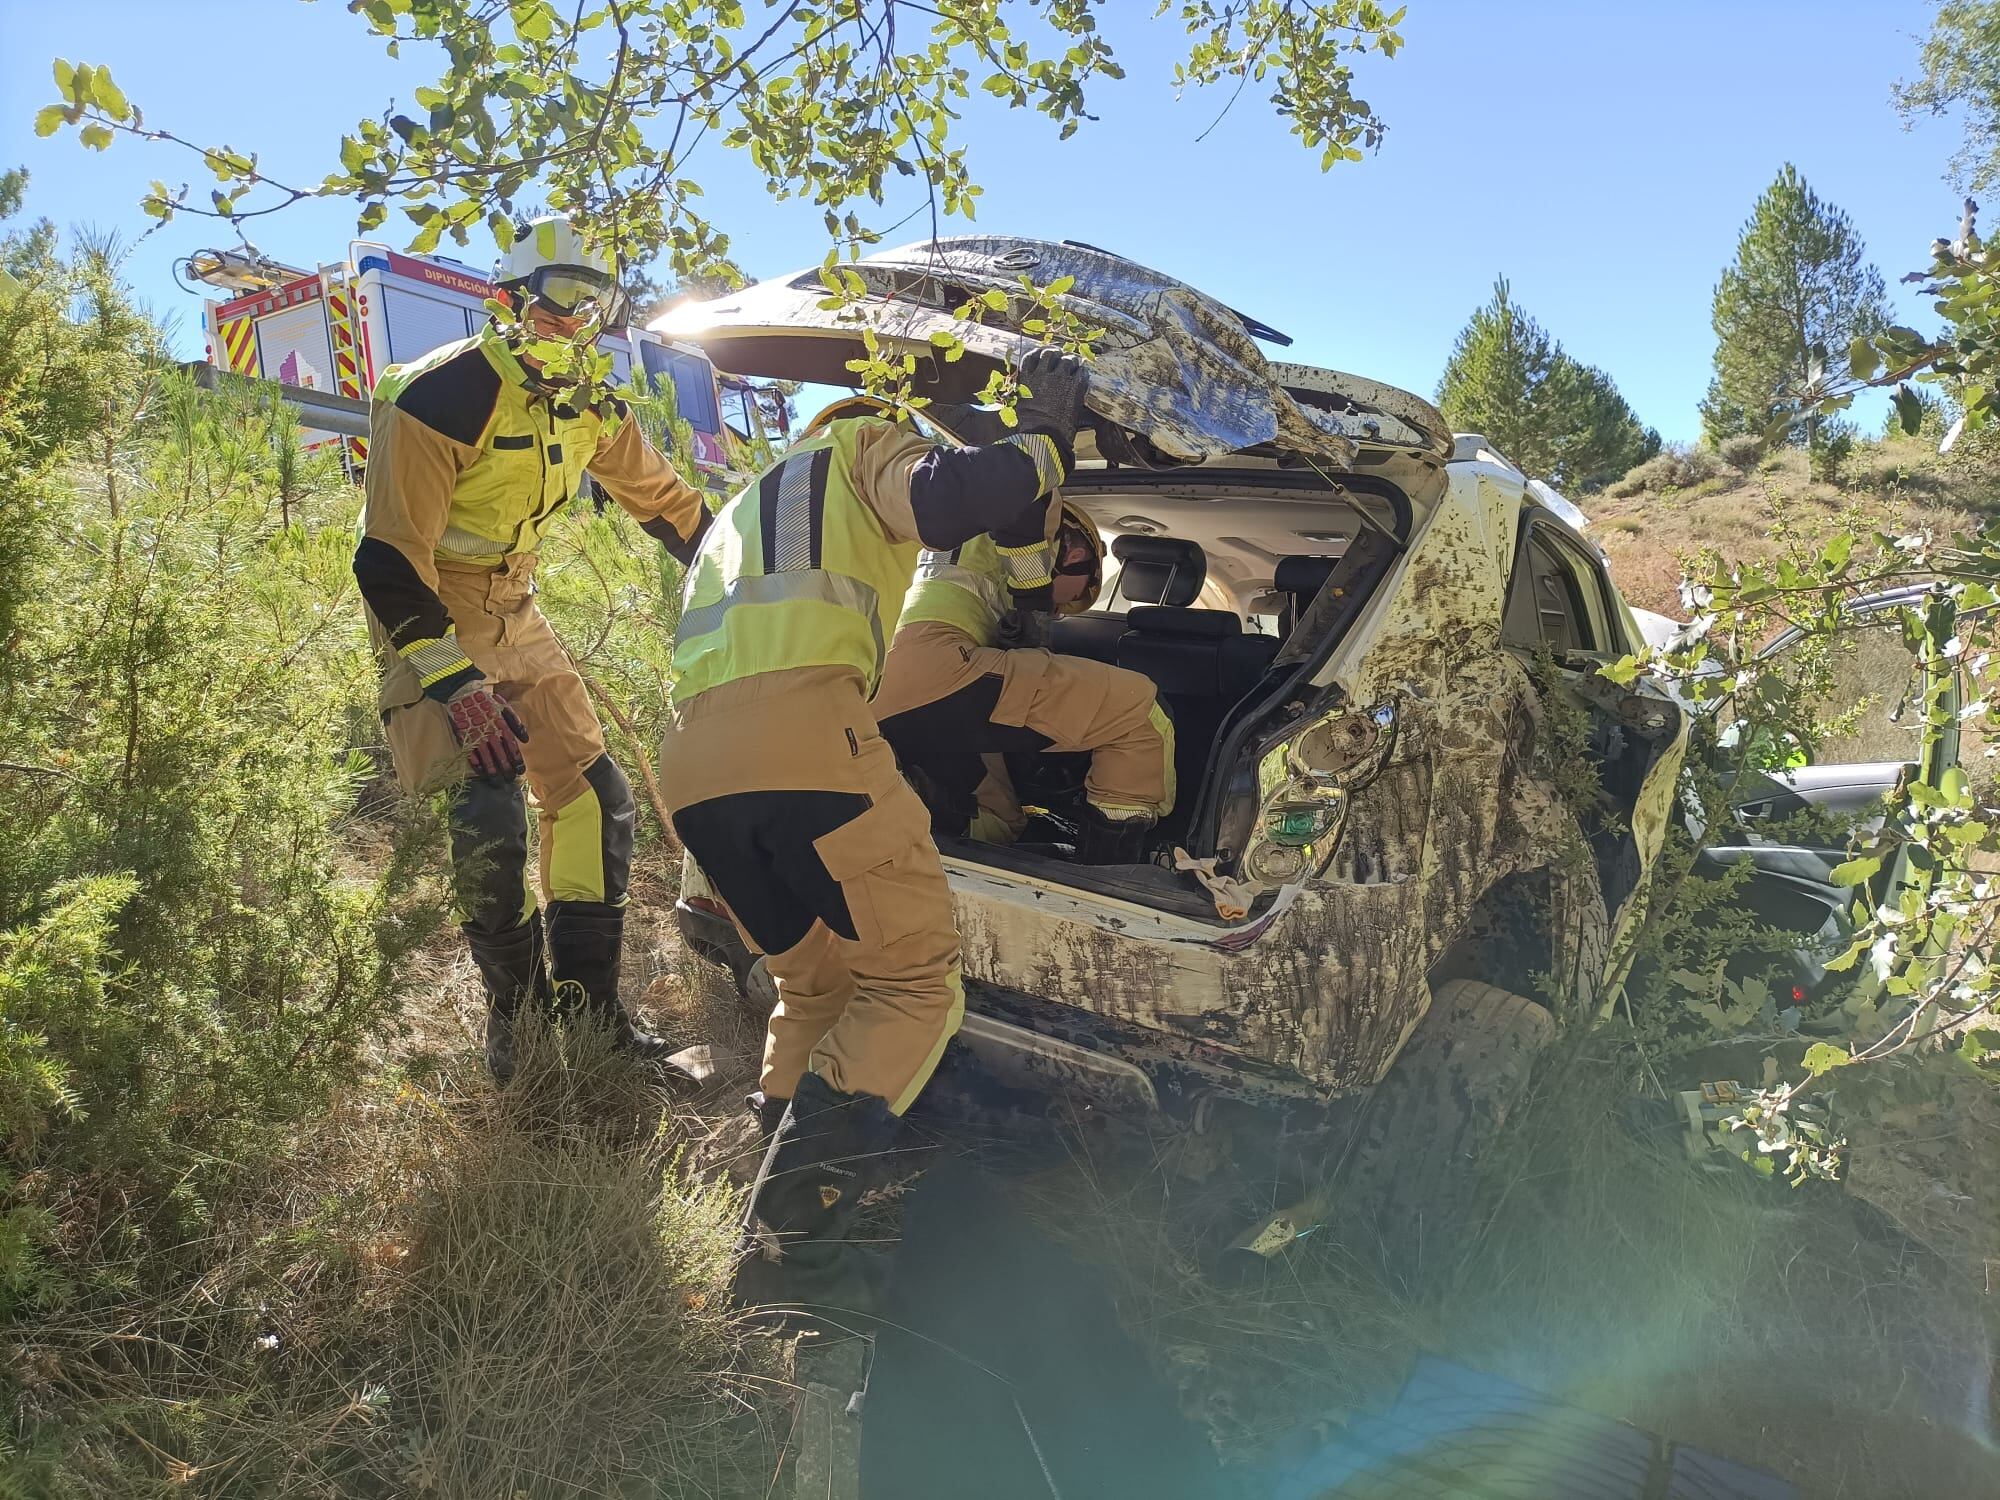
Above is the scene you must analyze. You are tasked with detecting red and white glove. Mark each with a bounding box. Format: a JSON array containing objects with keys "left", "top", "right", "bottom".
[{"left": 447, "top": 684, "right": 530, "bottom": 781}]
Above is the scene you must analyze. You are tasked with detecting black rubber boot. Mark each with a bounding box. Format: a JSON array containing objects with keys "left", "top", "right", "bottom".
[
  {"left": 1077, "top": 807, "right": 1155, "bottom": 865},
  {"left": 543, "top": 899, "right": 672, "bottom": 1062},
  {"left": 734, "top": 1071, "right": 901, "bottom": 1324},
  {"left": 463, "top": 914, "right": 553, "bottom": 1085}
]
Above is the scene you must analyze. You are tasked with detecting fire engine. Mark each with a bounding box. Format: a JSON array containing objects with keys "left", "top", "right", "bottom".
[{"left": 181, "top": 241, "right": 777, "bottom": 488}]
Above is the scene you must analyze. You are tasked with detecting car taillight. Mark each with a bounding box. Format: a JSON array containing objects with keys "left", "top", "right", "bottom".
[{"left": 1238, "top": 699, "right": 1399, "bottom": 888}]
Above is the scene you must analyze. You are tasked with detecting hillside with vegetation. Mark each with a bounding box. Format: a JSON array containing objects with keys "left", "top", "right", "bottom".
[{"left": 1592, "top": 429, "right": 2000, "bottom": 618}]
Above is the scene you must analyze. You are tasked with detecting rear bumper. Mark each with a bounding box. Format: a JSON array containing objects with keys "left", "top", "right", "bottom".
[{"left": 675, "top": 894, "right": 1163, "bottom": 1111}]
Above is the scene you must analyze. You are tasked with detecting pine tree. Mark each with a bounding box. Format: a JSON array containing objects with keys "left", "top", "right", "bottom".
[
  {"left": 1436, "top": 277, "right": 1659, "bottom": 490},
  {"left": 1704, "top": 164, "right": 1889, "bottom": 448}
]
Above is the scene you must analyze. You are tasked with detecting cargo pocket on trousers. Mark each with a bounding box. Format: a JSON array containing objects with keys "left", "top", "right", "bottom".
[
  {"left": 377, "top": 671, "right": 463, "bottom": 798},
  {"left": 811, "top": 790, "right": 933, "bottom": 951}
]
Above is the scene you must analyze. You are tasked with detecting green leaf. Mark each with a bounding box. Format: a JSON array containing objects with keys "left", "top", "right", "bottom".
[
  {"left": 1820, "top": 533, "right": 1854, "bottom": 572},
  {"left": 1828, "top": 854, "right": 1882, "bottom": 887},
  {"left": 79, "top": 123, "right": 113, "bottom": 151},
  {"left": 1802, "top": 1042, "right": 1851, "bottom": 1077},
  {"left": 1892, "top": 383, "right": 1924, "bottom": 435},
  {"left": 981, "top": 287, "right": 1008, "bottom": 311},
  {"left": 52, "top": 58, "right": 76, "bottom": 100},
  {"left": 1597, "top": 655, "right": 1643, "bottom": 686},
  {"left": 33, "top": 104, "right": 66, "bottom": 137},
  {"left": 89, "top": 66, "right": 129, "bottom": 119},
  {"left": 1849, "top": 335, "right": 1881, "bottom": 384}
]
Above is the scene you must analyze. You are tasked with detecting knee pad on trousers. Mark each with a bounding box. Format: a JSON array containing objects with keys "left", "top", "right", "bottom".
[
  {"left": 583, "top": 754, "right": 636, "bottom": 907},
  {"left": 448, "top": 776, "right": 533, "bottom": 936}
]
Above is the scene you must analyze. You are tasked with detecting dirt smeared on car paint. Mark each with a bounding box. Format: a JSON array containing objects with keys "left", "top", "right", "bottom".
[{"left": 949, "top": 449, "right": 1688, "bottom": 1097}]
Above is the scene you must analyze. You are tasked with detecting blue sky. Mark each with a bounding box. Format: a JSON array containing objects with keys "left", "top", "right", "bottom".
[{"left": 0, "top": 0, "right": 1972, "bottom": 444}]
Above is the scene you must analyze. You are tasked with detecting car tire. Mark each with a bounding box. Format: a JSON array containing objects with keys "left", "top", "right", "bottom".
[
  {"left": 1343, "top": 978, "right": 1555, "bottom": 1279},
  {"left": 1549, "top": 852, "right": 1610, "bottom": 1015}
]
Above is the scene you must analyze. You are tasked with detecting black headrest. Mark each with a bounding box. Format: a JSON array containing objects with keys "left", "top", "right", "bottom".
[
  {"left": 1274, "top": 554, "right": 1339, "bottom": 598},
  {"left": 1111, "top": 535, "right": 1206, "bottom": 607},
  {"left": 1125, "top": 605, "right": 1239, "bottom": 639}
]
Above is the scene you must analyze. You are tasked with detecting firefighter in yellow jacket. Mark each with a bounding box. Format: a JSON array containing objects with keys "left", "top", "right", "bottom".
[
  {"left": 658, "top": 355, "right": 1086, "bottom": 1304},
  {"left": 354, "top": 217, "right": 712, "bottom": 1084},
  {"left": 871, "top": 500, "right": 1174, "bottom": 862}
]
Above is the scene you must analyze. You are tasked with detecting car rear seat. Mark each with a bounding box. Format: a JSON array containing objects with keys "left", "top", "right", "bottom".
[
  {"left": 1273, "top": 554, "right": 1338, "bottom": 641},
  {"left": 1047, "top": 534, "right": 1206, "bottom": 664},
  {"left": 1102, "top": 538, "right": 1279, "bottom": 826}
]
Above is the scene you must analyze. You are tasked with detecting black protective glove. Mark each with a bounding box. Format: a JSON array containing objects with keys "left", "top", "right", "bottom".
[
  {"left": 922, "top": 401, "right": 1011, "bottom": 447},
  {"left": 1013, "top": 347, "right": 1088, "bottom": 453},
  {"left": 995, "top": 607, "right": 1051, "bottom": 652}
]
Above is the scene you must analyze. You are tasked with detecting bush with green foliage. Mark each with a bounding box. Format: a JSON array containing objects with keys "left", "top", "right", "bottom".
[
  {"left": 1717, "top": 432, "right": 1767, "bottom": 471},
  {"left": 1605, "top": 443, "right": 1727, "bottom": 498},
  {"left": 0, "top": 198, "right": 441, "bottom": 1322}
]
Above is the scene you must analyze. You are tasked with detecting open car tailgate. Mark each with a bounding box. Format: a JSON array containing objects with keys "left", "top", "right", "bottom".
[{"left": 653, "top": 236, "right": 1450, "bottom": 469}]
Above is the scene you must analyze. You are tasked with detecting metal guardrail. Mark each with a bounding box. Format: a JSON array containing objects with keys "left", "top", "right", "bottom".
[{"left": 183, "top": 361, "right": 371, "bottom": 438}]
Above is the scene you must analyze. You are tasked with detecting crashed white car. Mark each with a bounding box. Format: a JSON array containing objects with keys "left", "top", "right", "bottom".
[{"left": 661, "top": 237, "right": 1690, "bottom": 1218}]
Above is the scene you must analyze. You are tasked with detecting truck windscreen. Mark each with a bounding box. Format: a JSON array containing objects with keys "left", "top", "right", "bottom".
[{"left": 640, "top": 344, "right": 722, "bottom": 434}]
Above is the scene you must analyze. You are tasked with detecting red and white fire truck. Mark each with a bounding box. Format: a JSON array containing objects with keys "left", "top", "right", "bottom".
[{"left": 184, "top": 241, "right": 771, "bottom": 488}]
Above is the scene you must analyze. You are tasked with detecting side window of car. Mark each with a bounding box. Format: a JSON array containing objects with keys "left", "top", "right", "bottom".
[
  {"left": 1763, "top": 618, "right": 1927, "bottom": 765},
  {"left": 1504, "top": 529, "right": 1606, "bottom": 655}
]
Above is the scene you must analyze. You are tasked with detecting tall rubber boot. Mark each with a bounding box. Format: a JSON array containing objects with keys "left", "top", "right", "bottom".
[
  {"left": 463, "top": 914, "right": 553, "bottom": 1085},
  {"left": 1077, "top": 807, "right": 1155, "bottom": 865},
  {"left": 734, "top": 1070, "right": 901, "bottom": 1322},
  {"left": 543, "top": 899, "right": 673, "bottom": 1062}
]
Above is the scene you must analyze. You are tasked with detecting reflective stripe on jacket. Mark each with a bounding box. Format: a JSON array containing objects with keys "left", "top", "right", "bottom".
[
  {"left": 354, "top": 323, "right": 710, "bottom": 701},
  {"left": 669, "top": 417, "right": 1067, "bottom": 703},
  {"left": 899, "top": 536, "right": 1011, "bottom": 647},
  {"left": 673, "top": 423, "right": 920, "bottom": 701}
]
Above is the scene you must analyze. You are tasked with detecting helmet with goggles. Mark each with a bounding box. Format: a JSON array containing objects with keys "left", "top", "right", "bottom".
[
  {"left": 1053, "top": 501, "right": 1106, "bottom": 615},
  {"left": 494, "top": 215, "right": 629, "bottom": 327}
]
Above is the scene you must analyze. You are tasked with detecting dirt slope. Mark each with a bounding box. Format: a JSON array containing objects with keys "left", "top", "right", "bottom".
[{"left": 1587, "top": 443, "right": 1991, "bottom": 618}]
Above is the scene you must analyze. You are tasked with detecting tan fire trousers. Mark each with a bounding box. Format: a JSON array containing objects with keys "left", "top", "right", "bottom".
[
  {"left": 658, "top": 666, "right": 964, "bottom": 1112},
  {"left": 872, "top": 620, "right": 1176, "bottom": 821},
  {"left": 368, "top": 557, "right": 632, "bottom": 921}
]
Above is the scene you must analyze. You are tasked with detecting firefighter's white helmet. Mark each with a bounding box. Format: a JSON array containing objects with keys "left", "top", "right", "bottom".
[{"left": 495, "top": 215, "right": 627, "bottom": 324}]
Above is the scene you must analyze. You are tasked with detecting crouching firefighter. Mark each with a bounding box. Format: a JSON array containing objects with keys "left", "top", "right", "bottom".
[
  {"left": 658, "top": 351, "right": 1088, "bottom": 1314},
  {"left": 354, "top": 215, "right": 713, "bottom": 1085},
  {"left": 872, "top": 500, "right": 1174, "bottom": 862}
]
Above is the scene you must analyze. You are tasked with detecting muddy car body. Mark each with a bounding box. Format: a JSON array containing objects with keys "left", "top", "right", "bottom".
[{"left": 658, "top": 237, "right": 1690, "bottom": 1113}]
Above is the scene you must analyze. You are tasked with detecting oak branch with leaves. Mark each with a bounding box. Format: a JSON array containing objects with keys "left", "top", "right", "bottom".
[{"left": 38, "top": 0, "right": 1405, "bottom": 293}]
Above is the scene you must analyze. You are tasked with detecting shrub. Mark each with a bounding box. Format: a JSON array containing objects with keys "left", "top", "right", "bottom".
[
  {"left": 1809, "top": 419, "right": 1856, "bottom": 483},
  {"left": 1606, "top": 443, "right": 1727, "bottom": 498},
  {"left": 0, "top": 227, "right": 443, "bottom": 1316},
  {"left": 1718, "top": 432, "right": 1767, "bottom": 471}
]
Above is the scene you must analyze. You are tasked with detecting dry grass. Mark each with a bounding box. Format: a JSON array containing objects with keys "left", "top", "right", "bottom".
[
  {"left": 13, "top": 822, "right": 1994, "bottom": 1499},
  {"left": 981, "top": 1036, "right": 2000, "bottom": 1499},
  {"left": 3, "top": 881, "right": 787, "bottom": 1500},
  {"left": 394, "top": 1022, "right": 772, "bottom": 1500},
  {"left": 1592, "top": 443, "right": 1993, "bottom": 616}
]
